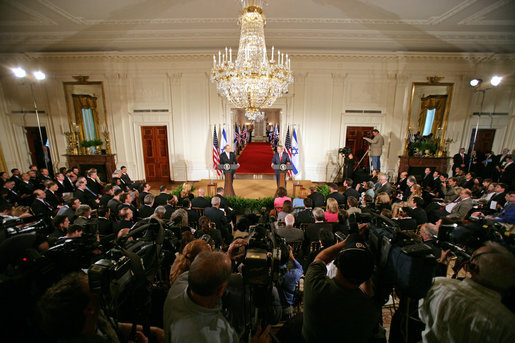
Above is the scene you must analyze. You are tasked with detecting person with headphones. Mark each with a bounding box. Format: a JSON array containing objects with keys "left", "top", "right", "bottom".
[{"left": 419, "top": 242, "right": 515, "bottom": 343}]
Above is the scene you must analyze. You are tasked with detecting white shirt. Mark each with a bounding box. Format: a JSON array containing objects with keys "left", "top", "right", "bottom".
[{"left": 419, "top": 277, "right": 515, "bottom": 343}]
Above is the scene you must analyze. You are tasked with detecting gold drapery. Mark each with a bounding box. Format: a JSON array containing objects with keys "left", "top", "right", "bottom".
[
  {"left": 418, "top": 95, "right": 447, "bottom": 136},
  {"left": 72, "top": 94, "right": 100, "bottom": 142}
]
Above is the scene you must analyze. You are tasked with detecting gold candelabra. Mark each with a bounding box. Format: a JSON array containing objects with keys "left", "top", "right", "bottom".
[
  {"left": 103, "top": 129, "right": 112, "bottom": 154},
  {"left": 64, "top": 131, "right": 76, "bottom": 155}
]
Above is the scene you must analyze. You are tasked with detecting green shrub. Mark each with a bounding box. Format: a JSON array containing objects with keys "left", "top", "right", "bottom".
[{"left": 317, "top": 184, "right": 331, "bottom": 198}]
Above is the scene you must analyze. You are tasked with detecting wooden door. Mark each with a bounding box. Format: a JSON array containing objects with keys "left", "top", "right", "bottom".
[
  {"left": 469, "top": 128, "right": 495, "bottom": 155},
  {"left": 345, "top": 126, "right": 374, "bottom": 170},
  {"left": 141, "top": 126, "right": 171, "bottom": 182},
  {"left": 25, "top": 126, "right": 53, "bottom": 172}
]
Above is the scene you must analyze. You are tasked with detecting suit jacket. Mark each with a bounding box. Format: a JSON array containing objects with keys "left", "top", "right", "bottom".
[
  {"left": 55, "top": 180, "right": 65, "bottom": 197},
  {"left": 17, "top": 181, "right": 34, "bottom": 205},
  {"left": 305, "top": 222, "right": 333, "bottom": 242},
  {"left": 99, "top": 194, "right": 113, "bottom": 208},
  {"left": 271, "top": 152, "right": 291, "bottom": 168},
  {"left": 191, "top": 196, "right": 211, "bottom": 208},
  {"left": 154, "top": 193, "right": 172, "bottom": 207},
  {"left": 138, "top": 204, "right": 155, "bottom": 219},
  {"left": 214, "top": 194, "right": 230, "bottom": 213},
  {"left": 107, "top": 198, "right": 122, "bottom": 217},
  {"left": 376, "top": 182, "right": 394, "bottom": 196},
  {"left": 500, "top": 162, "right": 515, "bottom": 188},
  {"left": 95, "top": 217, "right": 114, "bottom": 237},
  {"left": 63, "top": 176, "right": 75, "bottom": 192},
  {"left": 344, "top": 188, "right": 360, "bottom": 200},
  {"left": 31, "top": 198, "right": 53, "bottom": 217},
  {"left": 220, "top": 151, "right": 238, "bottom": 165},
  {"left": 139, "top": 191, "right": 150, "bottom": 204},
  {"left": 45, "top": 190, "right": 61, "bottom": 209},
  {"left": 404, "top": 207, "right": 428, "bottom": 226},
  {"left": 363, "top": 134, "right": 384, "bottom": 156},
  {"left": 453, "top": 153, "right": 469, "bottom": 169},
  {"left": 86, "top": 177, "right": 103, "bottom": 196},
  {"left": 204, "top": 207, "right": 228, "bottom": 232},
  {"left": 308, "top": 192, "right": 325, "bottom": 207},
  {"left": 295, "top": 209, "right": 315, "bottom": 227},
  {"left": 447, "top": 197, "right": 473, "bottom": 221},
  {"left": 276, "top": 225, "right": 304, "bottom": 243},
  {"left": 74, "top": 189, "right": 98, "bottom": 209},
  {"left": 121, "top": 173, "right": 132, "bottom": 187},
  {"left": 326, "top": 191, "right": 346, "bottom": 205}
]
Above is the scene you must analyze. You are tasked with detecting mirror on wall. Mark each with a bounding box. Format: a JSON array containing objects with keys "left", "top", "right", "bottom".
[
  {"left": 63, "top": 79, "right": 109, "bottom": 153},
  {"left": 404, "top": 81, "right": 453, "bottom": 157}
]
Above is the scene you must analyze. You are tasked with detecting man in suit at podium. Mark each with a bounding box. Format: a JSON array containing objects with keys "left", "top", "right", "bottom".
[
  {"left": 220, "top": 144, "right": 239, "bottom": 174},
  {"left": 271, "top": 145, "right": 291, "bottom": 187}
]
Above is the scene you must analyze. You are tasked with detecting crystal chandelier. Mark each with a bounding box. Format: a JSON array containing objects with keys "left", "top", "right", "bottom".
[{"left": 211, "top": 0, "right": 293, "bottom": 122}]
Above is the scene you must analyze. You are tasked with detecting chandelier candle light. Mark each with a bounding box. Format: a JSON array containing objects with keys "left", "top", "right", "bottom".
[{"left": 211, "top": 0, "right": 293, "bottom": 122}]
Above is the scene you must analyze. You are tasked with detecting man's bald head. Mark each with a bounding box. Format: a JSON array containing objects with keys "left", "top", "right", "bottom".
[{"left": 188, "top": 251, "right": 231, "bottom": 297}]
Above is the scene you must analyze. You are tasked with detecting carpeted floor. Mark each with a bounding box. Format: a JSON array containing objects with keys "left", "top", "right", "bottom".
[{"left": 237, "top": 142, "right": 275, "bottom": 174}]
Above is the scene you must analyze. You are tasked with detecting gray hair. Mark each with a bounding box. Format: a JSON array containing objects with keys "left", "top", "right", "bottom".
[
  {"left": 422, "top": 223, "right": 438, "bottom": 236},
  {"left": 75, "top": 180, "right": 86, "bottom": 188},
  {"left": 475, "top": 241, "right": 515, "bottom": 291},
  {"left": 211, "top": 196, "right": 221, "bottom": 207},
  {"left": 312, "top": 207, "right": 325, "bottom": 221},
  {"left": 75, "top": 204, "right": 91, "bottom": 217},
  {"left": 154, "top": 205, "right": 166, "bottom": 217},
  {"left": 143, "top": 193, "right": 155, "bottom": 205}
]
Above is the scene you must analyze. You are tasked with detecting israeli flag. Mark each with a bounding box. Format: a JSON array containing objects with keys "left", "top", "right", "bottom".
[
  {"left": 291, "top": 127, "right": 300, "bottom": 175},
  {"left": 220, "top": 126, "right": 228, "bottom": 154}
]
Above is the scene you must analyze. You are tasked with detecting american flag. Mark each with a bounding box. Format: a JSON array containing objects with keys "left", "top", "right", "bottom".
[
  {"left": 285, "top": 126, "right": 293, "bottom": 177},
  {"left": 242, "top": 126, "right": 247, "bottom": 142},
  {"left": 213, "top": 126, "right": 222, "bottom": 176}
]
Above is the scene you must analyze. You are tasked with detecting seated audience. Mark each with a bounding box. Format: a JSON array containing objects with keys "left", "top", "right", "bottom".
[
  {"left": 324, "top": 198, "right": 339, "bottom": 222},
  {"left": 191, "top": 187, "right": 211, "bottom": 208},
  {"left": 274, "top": 187, "right": 292, "bottom": 210},
  {"left": 276, "top": 214, "right": 304, "bottom": 243},
  {"left": 307, "top": 186, "right": 325, "bottom": 207},
  {"left": 292, "top": 187, "right": 308, "bottom": 210},
  {"left": 294, "top": 197, "right": 315, "bottom": 227},
  {"left": 326, "top": 183, "right": 345, "bottom": 205},
  {"left": 277, "top": 199, "right": 294, "bottom": 222}
]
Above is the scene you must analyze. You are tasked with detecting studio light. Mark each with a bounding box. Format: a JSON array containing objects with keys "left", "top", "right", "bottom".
[
  {"left": 33, "top": 71, "right": 46, "bottom": 81},
  {"left": 469, "top": 78, "right": 481, "bottom": 87},
  {"left": 490, "top": 75, "right": 502, "bottom": 87},
  {"left": 12, "top": 67, "right": 27, "bottom": 78}
]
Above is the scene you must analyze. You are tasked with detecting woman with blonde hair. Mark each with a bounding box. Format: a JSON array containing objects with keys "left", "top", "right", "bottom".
[
  {"left": 292, "top": 187, "right": 309, "bottom": 210},
  {"left": 169, "top": 239, "right": 211, "bottom": 286},
  {"left": 375, "top": 192, "right": 392, "bottom": 212},
  {"left": 392, "top": 183, "right": 422, "bottom": 217},
  {"left": 179, "top": 182, "right": 194, "bottom": 202},
  {"left": 325, "top": 198, "right": 339, "bottom": 222}
]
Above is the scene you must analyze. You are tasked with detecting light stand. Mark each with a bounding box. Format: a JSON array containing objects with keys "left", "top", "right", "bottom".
[
  {"left": 468, "top": 76, "right": 502, "bottom": 171},
  {"left": 11, "top": 67, "right": 49, "bottom": 171}
]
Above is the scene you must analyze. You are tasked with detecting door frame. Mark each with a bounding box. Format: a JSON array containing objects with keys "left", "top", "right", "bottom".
[
  {"left": 140, "top": 125, "right": 171, "bottom": 182},
  {"left": 133, "top": 120, "right": 174, "bottom": 182}
]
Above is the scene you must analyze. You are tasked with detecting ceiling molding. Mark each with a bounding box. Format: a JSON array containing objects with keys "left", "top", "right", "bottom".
[
  {"left": 459, "top": 0, "right": 512, "bottom": 25},
  {"left": 0, "top": 0, "right": 57, "bottom": 26}
]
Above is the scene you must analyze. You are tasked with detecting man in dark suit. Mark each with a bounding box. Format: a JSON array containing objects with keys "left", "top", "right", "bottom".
[
  {"left": 191, "top": 188, "right": 211, "bottom": 208},
  {"left": 305, "top": 208, "right": 333, "bottom": 243},
  {"left": 9, "top": 168, "right": 22, "bottom": 188},
  {"left": 99, "top": 184, "right": 114, "bottom": 208},
  {"left": 45, "top": 182, "right": 62, "bottom": 210},
  {"left": 402, "top": 196, "right": 428, "bottom": 226},
  {"left": 120, "top": 166, "right": 135, "bottom": 190},
  {"left": 86, "top": 169, "right": 103, "bottom": 196},
  {"left": 452, "top": 148, "right": 469, "bottom": 175},
  {"left": 343, "top": 179, "right": 360, "bottom": 200},
  {"left": 1, "top": 180, "right": 20, "bottom": 207},
  {"left": 94, "top": 206, "right": 114, "bottom": 241},
  {"left": 421, "top": 168, "right": 433, "bottom": 190},
  {"left": 214, "top": 187, "right": 235, "bottom": 225},
  {"left": 219, "top": 144, "right": 240, "bottom": 172},
  {"left": 204, "top": 196, "right": 230, "bottom": 243},
  {"left": 63, "top": 171, "right": 76, "bottom": 193},
  {"left": 271, "top": 145, "right": 291, "bottom": 186},
  {"left": 295, "top": 197, "right": 315, "bottom": 228},
  {"left": 138, "top": 193, "right": 155, "bottom": 219},
  {"left": 54, "top": 173, "right": 66, "bottom": 198},
  {"left": 31, "top": 189, "right": 54, "bottom": 217},
  {"left": 307, "top": 186, "right": 325, "bottom": 208},
  {"left": 154, "top": 185, "right": 172, "bottom": 207},
  {"left": 74, "top": 180, "right": 99, "bottom": 209},
  {"left": 18, "top": 173, "right": 35, "bottom": 205},
  {"left": 138, "top": 183, "right": 151, "bottom": 204},
  {"left": 182, "top": 198, "right": 200, "bottom": 226},
  {"left": 499, "top": 155, "right": 514, "bottom": 190},
  {"left": 326, "top": 183, "right": 346, "bottom": 206}
]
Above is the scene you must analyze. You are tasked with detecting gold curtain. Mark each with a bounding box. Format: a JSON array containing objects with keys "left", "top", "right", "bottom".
[
  {"left": 417, "top": 95, "right": 447, "bottom": 135},
  {"left": 72, "top": 94, "right": 100, "bottom": 142},
  {"left": 0, "top": 143, "right": 7, "bottom": 173}
]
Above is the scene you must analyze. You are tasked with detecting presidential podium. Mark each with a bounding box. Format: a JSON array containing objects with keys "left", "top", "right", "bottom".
[
  {"left": 217, "top": 163, "right": 239, "bottom": 197},
  {"left": 272, "top": 164, "right": 292, "bottom": 189}
]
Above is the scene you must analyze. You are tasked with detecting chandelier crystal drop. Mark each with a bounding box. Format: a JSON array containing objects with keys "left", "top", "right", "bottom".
[{"left": 211, "top": 0, "right": 293, "bottom": 122}]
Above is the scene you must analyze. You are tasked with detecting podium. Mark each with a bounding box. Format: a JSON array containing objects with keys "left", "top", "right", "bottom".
[
  {"left": 217, "top": 163, "right": 239, "bottom": 197},
  {"left": 272, "top": 164, "right": 293, "bottom": 189}
]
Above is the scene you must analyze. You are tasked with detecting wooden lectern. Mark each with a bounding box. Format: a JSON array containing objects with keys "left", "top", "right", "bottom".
[
  {"left": 272, "top": 164, "right": 293, "bottom": 189},
  {"left": 217, "top": 163, "right": 239, "bottom": 197}
]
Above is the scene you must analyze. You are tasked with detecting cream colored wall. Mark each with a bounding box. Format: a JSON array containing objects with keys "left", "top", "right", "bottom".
[{"left": 0, "top": 52, "right": 513, "bottom": 183}]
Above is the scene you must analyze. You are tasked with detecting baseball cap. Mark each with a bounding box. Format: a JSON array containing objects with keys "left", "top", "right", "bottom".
[{"left": 336, "top": 236, "right": 374, "bottom": 285}]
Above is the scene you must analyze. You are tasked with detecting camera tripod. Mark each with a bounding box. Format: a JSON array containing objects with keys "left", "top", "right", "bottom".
[
  {"left": 332, "top": 153, "right": 345, "bottom": 183},
  {"left": 354, "top": 147, "right": 371, "bottom": 171}
]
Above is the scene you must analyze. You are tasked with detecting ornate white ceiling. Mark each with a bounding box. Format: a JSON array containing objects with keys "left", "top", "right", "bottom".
[{"left": 0, "top": 0, "right": 514, "bottom": 53}]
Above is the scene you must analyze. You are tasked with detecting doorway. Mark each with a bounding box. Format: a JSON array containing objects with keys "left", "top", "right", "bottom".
[
  {"left": 345, "top": 126, "right": 374, "bottom": 171},
  {"left": 141, "top": 126, "right": 171, "bottom": 182},
  {"left": 25, "top": 126, "right": 53, "bottom": 175},
  {"left": 469, "top": 128, "right": 495, "bottom": 156}
]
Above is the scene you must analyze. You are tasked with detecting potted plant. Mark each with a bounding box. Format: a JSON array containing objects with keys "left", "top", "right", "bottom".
[
  {"left": 80, "top": 140, "right": 93, "bottom": 154},
  {"left": 92, "top": 139, "right": 103, "bottom": 154}
]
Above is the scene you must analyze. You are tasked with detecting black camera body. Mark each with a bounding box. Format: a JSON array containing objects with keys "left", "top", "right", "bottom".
[
  {"left": 89, "top": 253, "right": 133, "bottom": 303},
  {"left": 338, "top": 147, "right": 352, "bottom": 155}
]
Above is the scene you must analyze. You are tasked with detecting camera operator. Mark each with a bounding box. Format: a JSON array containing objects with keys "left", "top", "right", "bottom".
[
  {"left": 38, "top": 271, "right": 163, "bottom": 343},
  {"left": 302, "top": 234, "right": 377, "bottom": 342},
  {"left": 163, "top": 247, "right": 271, "bottom": 343},
  {"left": 363, "top": 129, "right": 384, "bottom": 172},
  {"left": 419, "top": 242, "right": 515, "bottom": 342}
]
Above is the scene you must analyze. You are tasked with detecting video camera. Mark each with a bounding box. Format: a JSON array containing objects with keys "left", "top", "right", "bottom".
[{"left": 338, "top": 147, "right": 352, "bottom": 155}]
